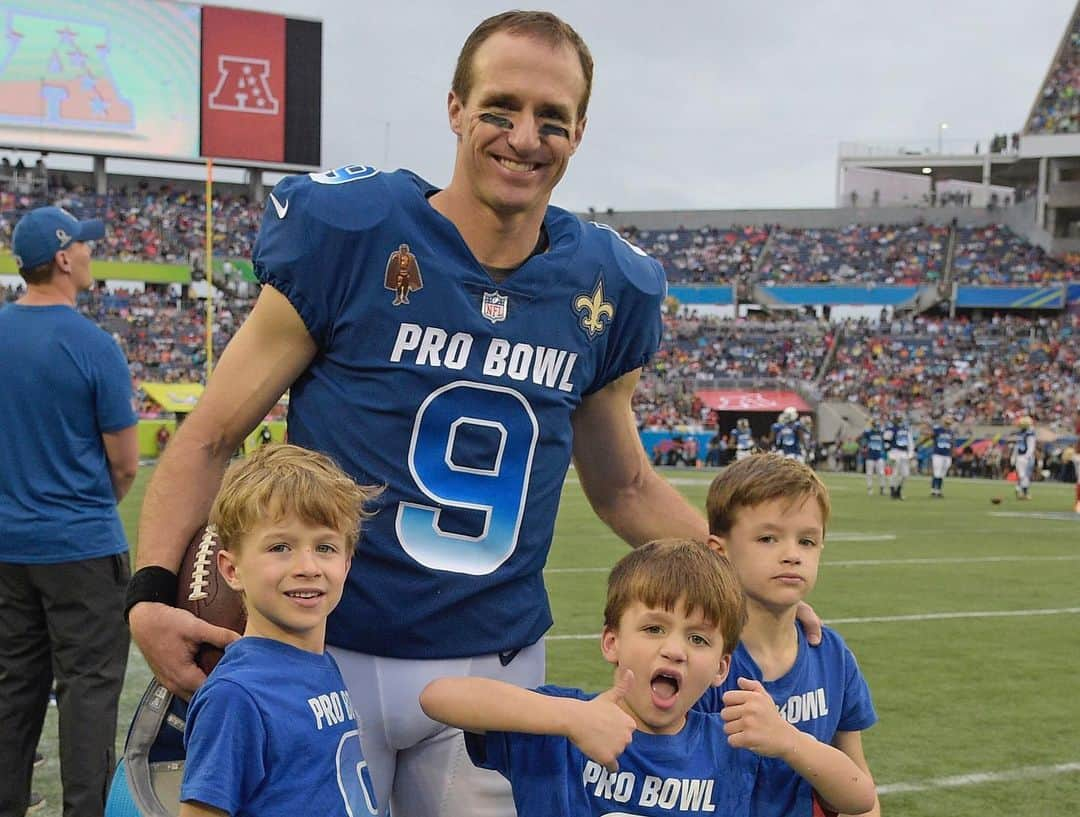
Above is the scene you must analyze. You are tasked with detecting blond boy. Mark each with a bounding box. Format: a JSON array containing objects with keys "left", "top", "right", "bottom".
[
  {"left": 702, "top": 453, "right": 880, "bottom": 817},
  {"left": 420, "top": 539, "right": 875, "bottom": 817},
  {"left": 179, "top": 445, "right": 381, "bottom": 817}
]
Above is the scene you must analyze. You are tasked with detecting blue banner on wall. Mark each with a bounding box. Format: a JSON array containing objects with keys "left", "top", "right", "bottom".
[
  {"left": 756, "top": 285, "right": 920, "bottom": 306},
  {"left": 954, "top": 286, "right": 1065, "bottom": 309},
  {"left": 668, "top": 285, "right": 734, "bottom": 305},
  {"left": 1067, "top": 283, "right": 1080, "bottom": 305}
]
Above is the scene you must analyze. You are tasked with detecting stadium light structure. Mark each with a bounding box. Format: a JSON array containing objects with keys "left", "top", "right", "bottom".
[{"left": 938, "top": 122, "right": 949, "bottom": 154}]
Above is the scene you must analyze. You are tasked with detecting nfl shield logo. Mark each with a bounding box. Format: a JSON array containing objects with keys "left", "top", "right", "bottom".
[{"left": 481, "top": 291, "right": 508, "bottom": 323}]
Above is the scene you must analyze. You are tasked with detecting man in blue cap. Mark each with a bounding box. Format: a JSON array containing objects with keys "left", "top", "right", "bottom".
[{"left": 0, "top": 206, "right": 138, "bottom": 817}]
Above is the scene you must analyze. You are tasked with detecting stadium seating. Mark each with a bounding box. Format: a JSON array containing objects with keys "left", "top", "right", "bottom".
[
  {"left": 3, "top": 181, "right": 1077, "bottom": 434},
  {"left": 1026, "top": 18, "right": 1080, "bottom": 135},
  {"left": 951, "top": 224, "right": 1075, "bottom": 284}
]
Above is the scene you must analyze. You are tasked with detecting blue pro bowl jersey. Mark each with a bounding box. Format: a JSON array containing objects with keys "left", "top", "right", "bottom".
[
  {"left": 253, "top": 166, "right": 665, "bottom": 659},
  {"left": 467, "top": 686, "right": 753, "bottom": 817},
  {"left": 695, "top": 624, "right": 877, "bottom": 817}
]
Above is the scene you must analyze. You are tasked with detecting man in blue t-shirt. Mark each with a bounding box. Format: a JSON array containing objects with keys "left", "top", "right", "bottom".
[
  {"left": 126, "top": 12, "right": 723, "bottom": 817},
  {"left": 0, "top": 207, "right": 138, "bottom": 817}
]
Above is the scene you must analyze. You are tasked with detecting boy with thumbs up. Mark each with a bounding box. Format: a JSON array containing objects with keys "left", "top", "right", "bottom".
[
  {"left": 703, "top": 454, "right": 880, "bottom": 817},
  {"left": 421, "top": 539, "right": 756, "bottom": 817}
]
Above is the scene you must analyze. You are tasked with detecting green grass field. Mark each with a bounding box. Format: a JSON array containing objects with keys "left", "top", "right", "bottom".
[{"left": 30, "top": 465, "right": 1080, "bottom": 816}]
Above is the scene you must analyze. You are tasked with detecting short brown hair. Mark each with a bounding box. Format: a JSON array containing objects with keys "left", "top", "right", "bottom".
[
  {"left": 210, "top": 444, "right": 382, "bottom": 553},
  {"left": 707, "top": 453, "right": 831, "bottom": 537},
  {"left": 604, "top": 538, "right": 746, "bottom": 654},
  {"left": 452, "top": 10, "right": 594, "bottom": 121},
  {"left": 19, "top": 258, "right": 54, "bottom": 286}
]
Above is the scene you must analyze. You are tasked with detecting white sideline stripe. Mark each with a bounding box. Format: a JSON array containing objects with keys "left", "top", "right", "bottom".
[
  {"left": 829, "top": 554, "right": 1080, "bottom": 567},
  {"left": 990, "top": 511, "right": 1080, "bottom": 521},
  {"left": 825, "top": 607, "right": 1080, "bottom": 625},
  {"left": 545, "top": 554, "right": 1080, "bottom": 574},
  {"left": 877, "top": 761, "right": 1080, "bottom": 795},
  {"left": 546, "top": 607, "right": 1080, "bottom": 640},
  {"left": 823, "top": 532, "right": 895, "bottom": 541}
]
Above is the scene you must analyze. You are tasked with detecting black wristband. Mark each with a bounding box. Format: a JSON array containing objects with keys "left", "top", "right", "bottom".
[{"left": 124, "top": 566, "right": 178, "bottom": 623}]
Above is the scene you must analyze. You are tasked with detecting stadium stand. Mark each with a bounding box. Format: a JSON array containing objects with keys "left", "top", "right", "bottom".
[
  {"left": 2, "top": 179, "right": 1076, "bottom": 444},
  {"left": 756, "top": 224, "right": 950, "bottom": 285},
  {"left": 952, "top": 224, "right": 1076, "bottom": 284},
  {"left": 625, "top": 225, "right": 769, "bottom": 284},
  {"left": 1026, "top": 10, "right": 1080, "bottom": 134}
]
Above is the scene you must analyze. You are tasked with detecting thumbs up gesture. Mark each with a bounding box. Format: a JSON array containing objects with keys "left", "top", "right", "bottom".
[
  {"left": 568, "top": 667, "right": 637, "bottom": 771},
  {"left": 720, "top": 677, "right": 798, "bottom": 758}
]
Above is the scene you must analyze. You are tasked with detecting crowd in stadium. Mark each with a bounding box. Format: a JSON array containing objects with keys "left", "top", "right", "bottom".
[
  {"left": 5, "top": 180, "right": 1080, "bottom": 287},
  {"left": 624, "top": 225, "right": 768, "bottom": 285},
  {"left": 1, "top": 181, "right": 1077, "bottom": 437},
  {"left": 756, "top": 223, "right": 950, "bottom": 285},
  {"left": 0, "top": 182, "right": 262, "bottom": 265},
  {"left": 1026, "top": 14, "right": 1080, "bottom": 134},
  {"left": 618, "top": 222, "right": 1079, "bottom": 287},
  {"left": 818, "top": 313, "right": 1079, "bottom": 428},
  {"left": 952, "top": 224, "right": 1077, "bottom": 283}
]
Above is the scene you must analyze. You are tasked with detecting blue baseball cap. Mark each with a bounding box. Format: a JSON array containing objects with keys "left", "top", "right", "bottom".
[{"left": 11, "top": 206, "right": 105, "bottom": 271}]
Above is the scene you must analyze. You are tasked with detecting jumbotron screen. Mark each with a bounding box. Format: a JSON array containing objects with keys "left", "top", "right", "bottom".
[
  {"left": 0, "top": 0, "right": 201, "bottom": 159},
  {"left": 0, "top": 0, "right": 321, "bottom": 166}
]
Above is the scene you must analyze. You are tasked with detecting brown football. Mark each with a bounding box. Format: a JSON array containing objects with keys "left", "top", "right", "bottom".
[{"left": 177, "top": 524, "right": 246, "bottom": 674}]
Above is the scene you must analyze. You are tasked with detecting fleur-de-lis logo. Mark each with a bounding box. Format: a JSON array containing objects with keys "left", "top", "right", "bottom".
[{"left": 574, "top": 279, "right": 615, "bottom": 338}]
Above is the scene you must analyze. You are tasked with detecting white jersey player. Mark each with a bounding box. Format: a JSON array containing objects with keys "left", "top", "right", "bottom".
[{"left": 1011, "top": 416, "right": 1037, "bottom": 501}]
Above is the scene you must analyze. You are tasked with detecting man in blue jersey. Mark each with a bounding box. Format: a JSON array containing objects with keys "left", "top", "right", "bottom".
[
  {"left": 1010, "top": 415, "right": 1038, "bottom": 501},
  {"left": 771, "top": 407, "right": 807, "bottom": 462},
  {"left": 860, "top": 417, "right": 887, "bottom": 496},
  {"left": 125, "top": 12, "right": 727, "bottom": 817},
  {"left": 729, "top": 417, "right": 755, "bottom": 461},
  {"left": 928, "top": 415, "right": 955, "bottom": 498},
  {"left": 1, "top": 207, "right": 138, "bottom": 817},
  {"left": 884, "top": 413, "right": 915, "bottom": 500}
]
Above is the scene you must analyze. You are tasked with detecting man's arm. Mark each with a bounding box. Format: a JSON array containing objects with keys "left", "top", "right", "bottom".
[
  {"left": 129, "top": 285, "right": 317, "bottom": 698},
  {"left": 832, "top": 730, "right": 881, "bottom": 817},
  {"left": 571, "top": 368, "right": 708, "bottom": 544},
  {"left": 420, "top": 670, "right": 636, "bottom": 772},
  {"left": 102, "top": 424, "right": 138, "bottom": 502}
]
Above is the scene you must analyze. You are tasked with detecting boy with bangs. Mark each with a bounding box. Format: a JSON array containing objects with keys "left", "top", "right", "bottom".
[
  {"left": 179, "top": 445, "right": 381, "bottom": 817},
  {"left": 420, "top": 539, "right": 872, "bottom": 817},
  {"left": 702, "top": 453, "right": 880, "bottom": 817}
]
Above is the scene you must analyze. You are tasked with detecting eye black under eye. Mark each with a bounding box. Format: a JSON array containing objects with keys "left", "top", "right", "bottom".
[
  {"left": 539, "top": 124, "right": 570, "bottom": 138},
  {"left": 480, "top": 112, "right": 513, "bottom": 129}
]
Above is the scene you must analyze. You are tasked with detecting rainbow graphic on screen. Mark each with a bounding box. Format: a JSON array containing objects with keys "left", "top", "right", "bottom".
[
  {"left": 0, "top": 0, "right": 200, "bottom": 158},
  {"left": 0, "top": 12, "right": 135, "bottom": 131}
]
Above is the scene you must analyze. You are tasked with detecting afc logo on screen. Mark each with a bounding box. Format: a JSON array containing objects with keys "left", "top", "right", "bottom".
[{"left": 208, "top": 55, "right": 279, "bottom": 114}]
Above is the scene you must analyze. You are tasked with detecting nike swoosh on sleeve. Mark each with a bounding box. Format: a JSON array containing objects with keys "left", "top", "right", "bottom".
[{"left": 269, "top": 193, "right": 289, "bottom": 219}]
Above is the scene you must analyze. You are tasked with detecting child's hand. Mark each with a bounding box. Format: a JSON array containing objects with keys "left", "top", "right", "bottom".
[
  {"left": 567, "top": 667, "right": 637, "bottom": 772},
  {"left": 720, "top": 677, "right": 799, "bottom": 758}
]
